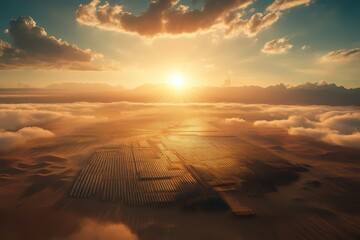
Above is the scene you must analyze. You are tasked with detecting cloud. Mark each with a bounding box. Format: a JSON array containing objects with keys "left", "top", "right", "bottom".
[
  {"left": 323, "top": 132, "right": 360, "bottom": 149},
  {"left": 65, "top": 219, "right": 138, "bottom": 240},
  {"left": 77, "top": 0, "right": 255, "bottom": 37},
  {"left": 77, "top": 0, "right": 297, "bottom": 37},
  {"left": 267, "top": 0, "right": 312, "bottom": 12},
  {"left": 301, "top": 45, "right": 309, "bottom": 50},
  {"left": 254, "top": 115, "right": 314, "bottom": 128},
  {"left": 0, "top": 127, "right": 54, "bottom": 150},
  {"left": 288, "top": 127, "right": 329, "bottom": 139},
  {"left": 321, "top": 48, "right": 360, "bottom": 62},
  {"left": 0, "top": 109, "right": 69, "bottom": 131},
  {"left": 262, "top": 37, "right": 293, "bottom": 54},
  {"left": 224, "top": 117, "right": 246, "bottom": 124},
  {"left": 243, "top": 11, "right": 282, "bottom": 37},
  {"left": 0, "top": 103, "right": 105, "bottom": 132},
  {"left": 0, "top": 102, "right": 358, "bottom": 150},
  {"left": 319, "top": 112, "right": 360, "bottom": 134},
  {"left": 254, "top": 110, "right": 360, "bottom": 149},
  {"left": 0, "top": 16, "right": 101, "bottom": 70},
  {"left": 289, "top": 127, "right": 360, "bottom": 149},
  {"left": 0, "top": 103, "right": 108, "bottom": 149}
]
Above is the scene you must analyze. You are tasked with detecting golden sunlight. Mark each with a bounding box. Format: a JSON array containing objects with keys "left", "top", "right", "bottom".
[{"left": 169, "top": 73, "right": 186, "bottom": 89}]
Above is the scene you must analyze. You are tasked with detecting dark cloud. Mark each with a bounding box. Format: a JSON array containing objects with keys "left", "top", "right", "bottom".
[
  {"left": 321, "top": 48, "right": 360, "bottom": 62},
  {"left": 77, "top": 0, "right": 289, "bottom": 37},
  {"left": 262, "top": 37, "right": 293, "bottom": 54},
  {"left": 0, "top": 16, "right": 101, "bottom": 70},
  {"left": 77, "top": 0, "right": 252, "bottom": 36}
]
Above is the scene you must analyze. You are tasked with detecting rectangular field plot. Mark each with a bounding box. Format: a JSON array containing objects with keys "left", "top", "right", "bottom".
[
  {"left": 133, "top": 148, "right": 159, "bottom": 161},
  {"left": 138, "top": 140, "right": 150, "bottom": 148},
  {"left": 136, "top": 160, "right": 175, "bottom": 180},
  {"left": 215, "top": 189, "right": 256, "bottom": 216}
]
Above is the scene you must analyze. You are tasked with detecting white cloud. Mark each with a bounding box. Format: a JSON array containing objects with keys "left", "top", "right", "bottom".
[
  {"left": 267, "top": 0, "right": 312, "bottom": 12},
  {"left": 254, "top": 115, "right": 314, "bottom": 128},
  {"left": 244, "top": 12, "right": 282, "bottom": 37},
  {"left": 225, "top": 117, "right": 246, "bottom": 124},
  {"left": 254, "top": 109, "right": 360, "bottom": 149},
  {"left": 0, "top": 109, "right": 68, "bottom": 131},
  {"left": 323, "top": 132, "right": 360, "bottom": 149},
  {"left": 65, "top": 219, "right": 138, "bottom": 240},
  {"left": 301, "top": 45, "right": 309, "bottom": 50},
  {"left": 262, "top": 37, "right": 293, "bottom": 54},
  {"left": 0, "top": 127, "right": 54, "bottom": 150}
]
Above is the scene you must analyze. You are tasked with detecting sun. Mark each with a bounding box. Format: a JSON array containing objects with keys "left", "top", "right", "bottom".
[{"left": 169, "top": 73, "right": 186, "bottom": 89}]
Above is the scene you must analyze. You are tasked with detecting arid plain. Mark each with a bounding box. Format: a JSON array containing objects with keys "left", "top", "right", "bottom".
[{"left": 0, "top": 101, "right": 359, "bottom": 240}]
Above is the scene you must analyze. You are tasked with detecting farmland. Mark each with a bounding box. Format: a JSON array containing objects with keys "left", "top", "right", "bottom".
[{"left": 70, "top": 135, "right": 308, "bottom": 216}]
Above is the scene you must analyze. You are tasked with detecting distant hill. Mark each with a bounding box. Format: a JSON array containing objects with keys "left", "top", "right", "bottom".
[
  {"left": 0, "top": 82, "right": 359, "bottom": 106},
  {"left": 124, "top": 82, "right": 360, "bottom": 106},
  {"left": 194, "top": 83, "right": 360, "bottom": 105},
  {"left": 46, "top": 82, "right": 125, "bottom": 92}
]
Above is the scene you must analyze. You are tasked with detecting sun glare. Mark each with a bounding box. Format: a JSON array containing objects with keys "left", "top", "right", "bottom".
[{"left": 169, "top": 73, "right": 185, "bottom": 89}]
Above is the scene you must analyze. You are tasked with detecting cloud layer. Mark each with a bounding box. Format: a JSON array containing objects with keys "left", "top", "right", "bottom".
[
  {"left": 0, "top": 16, "right": 100, "bottom": 70},
  {"left": 76, "top": 0, "right": 308, "bottom": 37},
  {"left": 0, "top": 108, "right": 68, "bottom": 131},
  {"left": 254, "top": 111, "right": 360, "bottom": 149},
  {"left": 1, "top": 102, "right": 358, "bottom": 150},
  {"left": 0, "top": 103, "right": 103, "bottom": 150},
  {"left": 262, "top": 37, "right": 293, "bottom": 54}
]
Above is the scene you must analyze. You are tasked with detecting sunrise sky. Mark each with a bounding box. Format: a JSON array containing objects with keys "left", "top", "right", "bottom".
[{"left": 0, "top": 0, "right": 359, "bottom": 88}]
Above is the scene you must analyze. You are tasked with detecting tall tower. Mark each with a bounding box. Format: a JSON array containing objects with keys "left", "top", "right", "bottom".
[{"left": 223, "top": 72, "right": 232, "bottom": 87}]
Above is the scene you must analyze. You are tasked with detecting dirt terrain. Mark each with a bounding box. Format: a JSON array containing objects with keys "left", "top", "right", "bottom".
[{"left": 0, "top": 103, "right": 359, "bottom": 240}]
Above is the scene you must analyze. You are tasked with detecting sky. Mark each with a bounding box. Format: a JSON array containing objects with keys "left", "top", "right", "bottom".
[{"left": 0, "top": 0, "right": 359, "bottom": 88}]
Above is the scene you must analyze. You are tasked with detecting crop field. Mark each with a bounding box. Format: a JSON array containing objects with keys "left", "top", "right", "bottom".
[
  {"left": 69, "top": 135, "right": 306, "bottom": 215},
  {"left": 69, "top": 140, "right": 206, "bottom": 207}
]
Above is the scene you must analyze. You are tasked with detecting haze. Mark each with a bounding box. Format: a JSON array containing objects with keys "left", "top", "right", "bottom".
[{"left": 0, "top": 1, "right": 359, "bottom": 240}]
